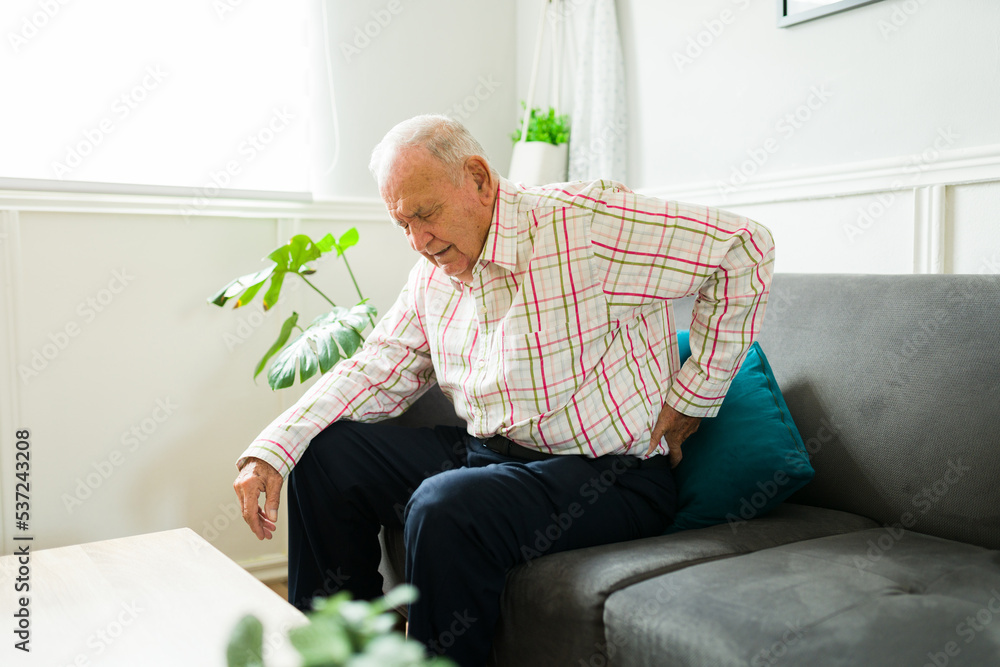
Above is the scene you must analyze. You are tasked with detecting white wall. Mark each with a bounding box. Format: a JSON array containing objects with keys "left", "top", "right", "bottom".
[
  {"left": 948, "top": 181, "right": 1000, "bottom": 273},
  {"left": 309, "top": 0, "right": 517, "bottom": 199},
  {"left": 618, "top": 0, "right": 1000, "bottom": 188},
  {"left": 515, "top": 0, "right": 1000, "bottom": 276}
]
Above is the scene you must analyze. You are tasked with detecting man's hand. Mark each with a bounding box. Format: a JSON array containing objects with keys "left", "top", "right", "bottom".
[
  {"left": 648, "top": 403, "right": 702, "bottom": 467},
  {"left": 233, "top": 457, "right": 283, "bottom": 540}
]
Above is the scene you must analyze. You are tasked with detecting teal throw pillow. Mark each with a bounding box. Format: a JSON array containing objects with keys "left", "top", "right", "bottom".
[{"left": 665, "top": 331, "right": 814, "bottom": 533}]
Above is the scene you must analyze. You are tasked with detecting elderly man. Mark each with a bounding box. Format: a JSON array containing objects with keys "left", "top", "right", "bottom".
[{"left": 234, "top": 115, "right": 774, "bottom": 665}]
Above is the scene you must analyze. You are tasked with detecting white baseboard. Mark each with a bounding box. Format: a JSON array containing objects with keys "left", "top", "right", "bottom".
[{"left": 238, "top": 553, "right": 289, "bottom": 584}]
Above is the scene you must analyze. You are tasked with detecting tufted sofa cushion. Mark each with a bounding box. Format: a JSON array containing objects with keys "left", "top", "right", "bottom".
[
  {"left": 485, "top": 504, "right": 877, "bottom": 666},
  {"left": 605, "top": 528, "right": 1000, "bottom": 666}
]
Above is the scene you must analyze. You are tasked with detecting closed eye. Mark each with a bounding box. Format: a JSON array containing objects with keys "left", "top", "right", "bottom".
[{"left": 393, "top": 203, "right": 440, "bottom": 231}]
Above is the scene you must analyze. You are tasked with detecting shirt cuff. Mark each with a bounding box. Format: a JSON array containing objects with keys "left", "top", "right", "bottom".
[
  {"left": 664, "top": 356, "right": 736, "bottom": 419},
  {"left": 235, "top": 442, "right": 296, "bottom": 480}
]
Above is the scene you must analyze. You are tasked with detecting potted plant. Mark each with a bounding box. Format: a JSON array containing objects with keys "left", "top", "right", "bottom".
[
  {"left": 226, "top": 585, "right": 455, "bottom": 666},
  {"left": 208, "top": 230, "right": 376, "bottom": 390},
  {"left": 508, "top": 103, "right": 570, "bottom": 186}
]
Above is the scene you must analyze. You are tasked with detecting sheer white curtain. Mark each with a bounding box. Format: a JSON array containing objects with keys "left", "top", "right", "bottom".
[{"left": 566, "top": 0, "right": 628, "bottom": 183}]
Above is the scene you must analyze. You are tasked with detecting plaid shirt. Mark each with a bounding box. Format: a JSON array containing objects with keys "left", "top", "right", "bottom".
[{"left": 238, "top": 178, "right": 774, "bottom": 477}]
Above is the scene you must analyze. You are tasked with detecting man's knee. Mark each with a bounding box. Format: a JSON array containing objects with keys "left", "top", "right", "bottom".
[{"left": 403, "top": 471, "right": 475, "bottom": 535}]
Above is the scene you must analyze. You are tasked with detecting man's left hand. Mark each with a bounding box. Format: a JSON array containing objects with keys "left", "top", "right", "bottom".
[{"left": 648, "top": 403, "right": 702, "bottom": 467}]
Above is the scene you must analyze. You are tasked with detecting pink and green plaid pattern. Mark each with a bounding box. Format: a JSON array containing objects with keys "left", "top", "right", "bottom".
[{"left": 238, "top": 178, "right": 775, "bottom": 477}]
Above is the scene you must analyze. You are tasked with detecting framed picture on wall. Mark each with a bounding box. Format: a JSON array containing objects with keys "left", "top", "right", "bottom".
[{"left": 778, "top": 0, "right": 884, "bottom": 27}]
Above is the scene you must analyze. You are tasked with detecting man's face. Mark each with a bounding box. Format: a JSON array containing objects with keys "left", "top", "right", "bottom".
[{"left": 381, "top": 147, "right": 493, "bottom": 284}]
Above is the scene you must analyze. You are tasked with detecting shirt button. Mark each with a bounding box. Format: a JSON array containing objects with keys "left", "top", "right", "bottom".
[{"left": 477, "top": 359, "right": 486, "bottom": 368}]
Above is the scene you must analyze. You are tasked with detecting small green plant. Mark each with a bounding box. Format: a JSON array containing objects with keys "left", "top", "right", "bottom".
[
  {"left": 209, "top": 230, "right": 376, "bottom": 390},
  {"left": 226, "top": 585, "right": 455, "bottom": 667},
  {"left": 510, "top": 102, "right": 570, "bottom": 145}
]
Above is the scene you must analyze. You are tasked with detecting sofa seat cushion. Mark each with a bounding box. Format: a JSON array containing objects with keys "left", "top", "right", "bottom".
[
  {"left": 484, "top": 504, "right": 877, "bottom": 666},
  {"left": 604, "top": 528, "right": 1000, "bottom": 667}
]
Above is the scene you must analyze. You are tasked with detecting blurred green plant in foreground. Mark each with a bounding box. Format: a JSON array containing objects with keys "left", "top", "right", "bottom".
[{"left": 227, "top": 585, "right": 455, "bottom": 667}]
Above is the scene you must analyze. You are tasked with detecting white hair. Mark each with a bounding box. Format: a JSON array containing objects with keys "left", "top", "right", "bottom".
[{"left": 369, "top": 114, "right": 497, "bottom": 189}]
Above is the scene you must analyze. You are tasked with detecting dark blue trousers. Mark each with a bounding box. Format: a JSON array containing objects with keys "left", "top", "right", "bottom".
[{"left": 286, "top": 420, "right": 677, "bottom": 667}]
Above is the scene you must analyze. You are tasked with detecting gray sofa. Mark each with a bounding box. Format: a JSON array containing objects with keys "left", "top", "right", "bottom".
[{"left": 380, "top": 273, "right": 1000, "bottom": 666}]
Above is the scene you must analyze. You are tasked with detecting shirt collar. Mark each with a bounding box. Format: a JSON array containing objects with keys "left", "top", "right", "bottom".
[
  {"left": 446, "top": 176, "right": 523, "bottom": 291},
  {"left": 478, "top": 176, "right": 521, "bottom": 274}
]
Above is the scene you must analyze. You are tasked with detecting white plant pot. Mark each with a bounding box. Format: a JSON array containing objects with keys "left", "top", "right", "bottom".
[{"left": 508, "top": 141, "right": 569, "bottom": 186}]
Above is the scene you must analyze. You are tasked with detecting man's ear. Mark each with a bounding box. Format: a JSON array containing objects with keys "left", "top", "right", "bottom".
[{"left": 465, "top": 156, "right": 494, "bottom": 202}]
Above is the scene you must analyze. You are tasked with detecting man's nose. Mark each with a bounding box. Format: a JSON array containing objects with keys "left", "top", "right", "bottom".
[{"left": 409, "top": 227, "right": 434, "bottom": 253}]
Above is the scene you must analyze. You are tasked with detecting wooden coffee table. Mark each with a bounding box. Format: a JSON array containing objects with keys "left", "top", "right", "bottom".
[{"left": 0, "top": 528, "right": 306, "bottom": 666}]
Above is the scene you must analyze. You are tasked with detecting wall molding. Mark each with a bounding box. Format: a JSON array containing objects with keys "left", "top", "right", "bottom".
[
  {"left": 9, "top": 142, "right": 1000, "bottom": 220},
  {"left": 0, "top": 188, "right": 387, "bottom": 222},
  {"left": 0, "top": 176, "right": 311, "bottom": 203},
  {"left": 0, "top": 210, "right": 22, "bottom": 555},
  {"left": 914, "top": 185, "right": 947, "bottom": 274},
  {"left": 638, "top": 142, "right": 1000, "bottom": 208},
  {"left": 637, "top": 143, "right": 1000, "bottom": 278}
]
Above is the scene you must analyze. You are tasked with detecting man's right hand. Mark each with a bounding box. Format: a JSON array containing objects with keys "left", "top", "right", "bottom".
[{"left": 233, "top": 457, "right": 283, "bottom": 540}]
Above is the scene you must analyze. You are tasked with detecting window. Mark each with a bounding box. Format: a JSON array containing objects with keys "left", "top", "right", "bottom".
[{"left": 0, "top": 0, "right": 310, "bottom": 195}]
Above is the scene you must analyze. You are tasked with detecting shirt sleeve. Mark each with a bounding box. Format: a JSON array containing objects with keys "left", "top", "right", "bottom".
[
  {"left": 589, "top": 181, "right": 775, "bottom": 418},
  {"left": 235, "top": 260, "right": 436, "bottom": 478}
]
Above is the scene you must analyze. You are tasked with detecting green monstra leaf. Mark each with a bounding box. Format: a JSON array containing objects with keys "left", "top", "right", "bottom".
[
  {"left": 297, "top": 339, "right": 320, "bottom": 383},
  {"left": 268, "top": 234, "right": 322, "bottom": 273},
  {"left": 314, "top": 331, "right": 342, "bottom": 374},
  {"left": 336, "top": 228, "right": 359, "bottom": 255},
  {"left": 209, "top": 233, "right": 364, "bottom": 313},
  {"left": 209, "top": 234, "right": 322, "bottom": 311},
  {"left": 235, "top": 280, "right": 266, "bottom": 308},
  {"left": 332, "top": 326, "right": 362, "bottom": 359},
  {"left": 254, "top": 312, "right": 299, "bottom": 380},
  {"left": 315, "top": 233, "right": 337, "bottom": 254},
  {"left": 208, "top": 266, "right": 276, "bottom": 307},
  {"left": 350, "top": 302, "right": 379, "bottom": 329},
  {"left": 261, "top": 272, "right": 286, "bottom": 311},
  {"left": 212, "top": 232, "right": 383, "bottom": 392},
  {"left": 266, "top": 336, "right": 310, "bottom": 389},
  {"left": 264, "top": 306, "right": 375, "bottom": 390}
]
